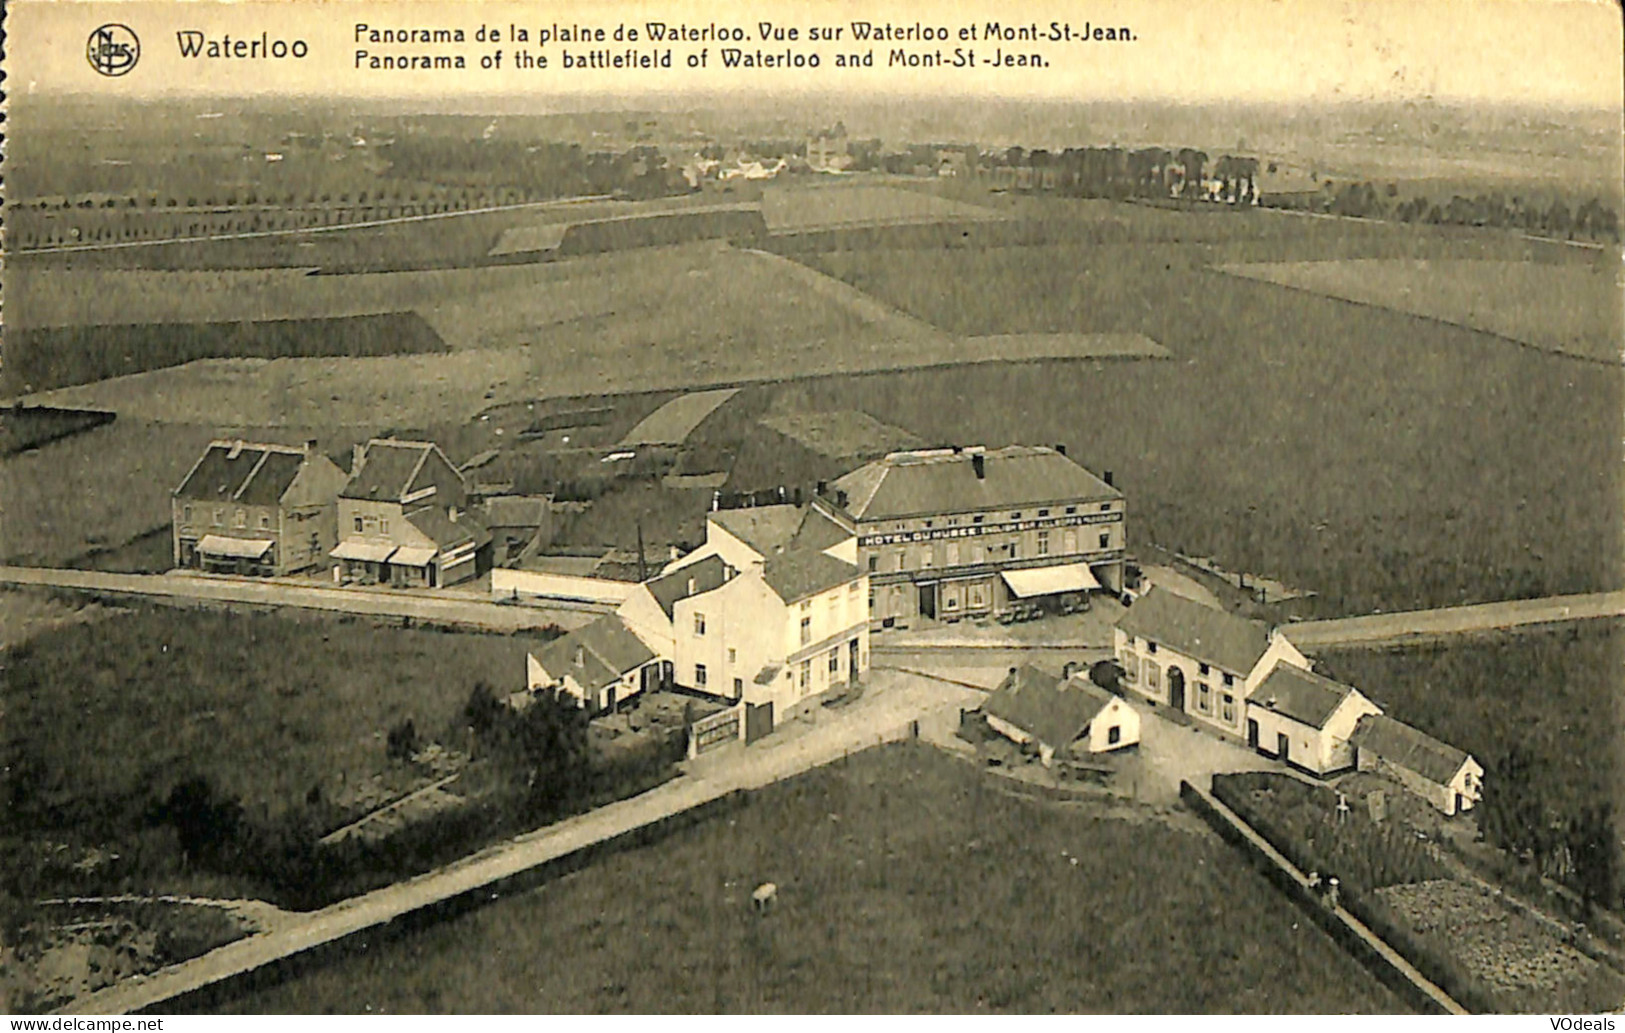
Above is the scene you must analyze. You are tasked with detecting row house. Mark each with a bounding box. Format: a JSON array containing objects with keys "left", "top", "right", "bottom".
[
  {"left": 172, "top": 440, "right": 347, "bottom": 577},
  {"left": 331, "top": 439, "right": 490, "bottom": 588},
  {"left": 825, "top": 445, "right": 1124, "bottom": 628}
]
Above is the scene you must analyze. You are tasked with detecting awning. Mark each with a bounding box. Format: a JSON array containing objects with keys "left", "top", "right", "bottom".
[
  {"left": 197, "top": 535, "right": 274, "bottom": 559},
  {"left": 389, "top": 546, "right": 438, "bottom": 567},
  {"left": 331, "top": 540, "right": 397, "bottom": 563},
  {"left": 1001, "top": 562, "right": 1101, "bottom": 598}
]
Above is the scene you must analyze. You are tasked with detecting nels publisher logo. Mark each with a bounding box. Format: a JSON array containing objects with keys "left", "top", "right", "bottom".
[{"left": 87, "top": 24, "right": 140, "bottom": 76}]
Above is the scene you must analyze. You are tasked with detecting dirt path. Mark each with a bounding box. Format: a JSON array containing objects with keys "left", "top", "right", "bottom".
[{"left": 1283, "top": 591, "right": 1625, "bottom": 650}]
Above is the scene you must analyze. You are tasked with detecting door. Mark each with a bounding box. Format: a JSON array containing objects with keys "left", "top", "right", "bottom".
[
  {"left": 848, "top": 637, "right": 861, "bottom": 680},
  {"left": 1277, "top": 733, "right": 1291, "bottom": 763},
  {"left": 918, "top": 582, "right": 937, "bottom": 619},
  {"left": 378, "top": 561, "right": 391, "bottom": 585},
  {"left": 1167, "top": 666, "right": 1186, "bottom": 712},
  {"left": 1247, "top": 718, "right": 1260, "bottom": 749}
]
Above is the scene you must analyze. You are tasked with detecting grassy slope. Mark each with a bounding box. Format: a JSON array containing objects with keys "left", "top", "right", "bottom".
[
  {"left": 1317, "top": 621, "right": 1623, "bottom": 826},
  {"left": 788, "top": 213, "right": 1622, "bottom": 616},
  {"left": 222, "top": 744, "right": 1406, "bottom": 1014},
  {"left": 1, "top": 606, "right": 546, "bottom": 828}
]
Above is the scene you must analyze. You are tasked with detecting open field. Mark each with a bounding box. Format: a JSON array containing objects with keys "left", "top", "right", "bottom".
[
  {"left": 222, "top": 743, "right": 1405, "bottom": 1014},
  {"left": 787, "top": 211, "right": 1623, "bottom": 617},
  {"left": 759, "top": 409, "right": 925, "bottom": 459},
  {"left": 761, "top": 181, "right": 1004, "bottom": 232},
  {"left": 1317, "top": 621, "right": 1622, "bottom": 839},
  {"left": 1218, "top": 260, "right": 1623, "bottom": 363}
]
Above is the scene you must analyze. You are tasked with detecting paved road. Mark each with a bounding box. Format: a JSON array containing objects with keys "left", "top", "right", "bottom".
[
  {"left": 67, "top": 670, "right": 976, "bottom": 1015},
  {"left": 1281, "top": 591, "right": 1625, "bottom": 650},
  {"left": 0, "top": 566, "right": 604, "bottom": 633}
]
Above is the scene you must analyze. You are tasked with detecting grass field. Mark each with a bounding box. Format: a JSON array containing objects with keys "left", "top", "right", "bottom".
[
  {"left": 789, "top": 214, "right": 1623, "bottom": 616},
  {"left": 1317, "top": 621, "right": 1622, "bottom": 836},
  {"left": 1, "top": 604, "right": 545, "bottom": 831},
  {"left": 761, "top": 181, "right": 1004, "bottom": 232},
  {"left": 221, "top": 743, "right": 1405, "bottom": 1014},
  {"left": 1217, "top": 260, "right": 1622, "bottom": 363}
]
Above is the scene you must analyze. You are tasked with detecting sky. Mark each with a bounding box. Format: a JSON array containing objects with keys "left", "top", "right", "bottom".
[{"left": 9, "top": 0, "right": 1624, "bottom": 108}]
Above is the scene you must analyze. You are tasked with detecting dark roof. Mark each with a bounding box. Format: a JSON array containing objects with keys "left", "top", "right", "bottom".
[
  {"left": 831, "top": 445, "right": 1120, "bottom": 521},
  {"left": 535, "top": 615, "right": 656, "bottom": 693},
  {"left": 710, "top": 503, "right": 854, "bottom": 558},
  {"left": 1251, "top": 664, "right": 1358, "bottom": 730},
  {"left": 340, "top": 440, "right": 443, "bottom": 501},
  {"left": 761, "top": 549, "right": 859, "bottom": 603},
  {"left": 1349, "top": 714, "right": 1472, "bottom": 784},
  {"left": 644, "top": 554, "right": 730, "bottom": 619},
  {"left": 1116, "top": 589, "right": 1272, "bottom": 675},
  {"left": 711, "top": 505, "right": 804, "bottom": 555},
  {"left": 482, "top": 495, "right": 550, "bottom": 529},
  {"left": 980, "top": 664, "right": 1113, "bottom": 750},
  {"left": 406, "top": 506, "right": 490, "bottom": 551},
  {"left": 175, "top": 441, "right": 307, "bottom": 504}
]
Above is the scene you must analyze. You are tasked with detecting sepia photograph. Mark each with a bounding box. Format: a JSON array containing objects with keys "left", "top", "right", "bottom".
[{"left": 1, "top": 0, "right": 1622, "bottom": 1017}]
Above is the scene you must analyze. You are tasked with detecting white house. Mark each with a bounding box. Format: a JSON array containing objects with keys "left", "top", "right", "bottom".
[
  {"left": 1113, "top": 588, "right": 1309, "bottom": 741},
  {"left": 1350, "top": 714, "right": 1484, "bottom": 815},
  {"left": 1246, "top": 663, "right": 1382, "bottom": 777},
  {"left": 523, "top": 613, "right": 662, "bottom": 714},
  {"left": 979, "top": 664, "right": 1140, "bottom": 765}
]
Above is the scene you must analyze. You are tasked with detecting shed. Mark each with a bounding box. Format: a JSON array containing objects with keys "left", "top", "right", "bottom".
[
  {"left": 1349, "top": 714, "right": 1483, "bottom": 815},
  {"left": 980, "top": 664, "right": 1139, "bottom": 765}
]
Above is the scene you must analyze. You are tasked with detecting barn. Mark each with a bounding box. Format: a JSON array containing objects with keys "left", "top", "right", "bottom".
[{"left": 1349, "top": 714, "right": 1484, "bottom": 816}]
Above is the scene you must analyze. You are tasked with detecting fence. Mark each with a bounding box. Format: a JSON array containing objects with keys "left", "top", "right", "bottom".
[{"left": 1179, "top": 779, "right": 1467, "bottom": 1015}]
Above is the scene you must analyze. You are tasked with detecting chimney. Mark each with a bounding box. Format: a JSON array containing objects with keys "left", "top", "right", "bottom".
[
  {"left": 669, "top": 544, "right": 680, "bottom": 562},
  {"left": 352, "top": 443, "right": 366, "bottom": 472},
  {"left": 1103, "top": 470, "right": 1114, "bottom": 487},
  {"left": 575, "top": 645, "right": 586, "bottom": 668},
  {"left": 835, "top": 489, "right": 849, "bottom": 510},
  {"left": 816, "top": 480, "right": 827, "bottom": 497},
  {"left": 1055, "top": 443, "right": 1067, "bottom": 457},
  {"left": 304, "top": 438, "right": 317, "bottom": 455},
  {"left": 972, "top": 454, "right": 986, "bottom": 479},
  {"left": 449, "top": 506, "right": 459, "bottom": 523},
  {"left": 687, "top": 577, "right": 696, "bottom": 595},
  {"left": 793, "top": 486, "right": 803, "bottom": 507}
]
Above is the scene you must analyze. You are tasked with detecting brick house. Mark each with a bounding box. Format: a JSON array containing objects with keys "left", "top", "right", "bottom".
[
  {"left": 331, "top": 439, "right": 491, "bottom": 588},
  {"left": 172, "top": 439, "right": 346, "bottom": 576}
]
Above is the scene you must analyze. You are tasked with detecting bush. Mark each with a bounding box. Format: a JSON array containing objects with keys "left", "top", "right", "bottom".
[{"left": 386, "top": 718, "right": 419, "bottom": 762}]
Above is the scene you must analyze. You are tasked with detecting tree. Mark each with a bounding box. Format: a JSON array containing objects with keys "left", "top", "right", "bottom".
[
  {"left": 159, "top": 775, "right": 244, "bottom": 866},
  {"left": 1568, "top": 803, "right": 1618, "bottom": 909},
  {"left": 1478, "top": 747, "right": 1542, "bottom": 856}
]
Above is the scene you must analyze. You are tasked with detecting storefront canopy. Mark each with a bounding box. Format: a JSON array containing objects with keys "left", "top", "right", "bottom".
[
  {"left": 389, "top": 546, "right": 438, "bottom": 568},
  {"left": 1001, "top": 562, "right": 1101, "bottom": 598},
  {"left": 197, "top": 535, "right": 274, "bottom": 559},
  {"left": 330, "top": 540, "right": 396, "bottom": 563}
]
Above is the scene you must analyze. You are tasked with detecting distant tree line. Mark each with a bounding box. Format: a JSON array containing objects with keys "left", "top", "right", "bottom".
[
  {"left": 976, "top": 145, "right": 1260, "bottom": 203},
  {"left": 1270, "top": 180, "right": 1620, "bottom": 243}
]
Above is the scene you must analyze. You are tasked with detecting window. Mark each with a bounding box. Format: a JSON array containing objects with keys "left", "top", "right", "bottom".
[
  {"left": 944, "top": 588, "right": 960, "bottom": 611},
  {"left": 1038, "top": 508, "right": 1050, "bottom": 517},
  {"left": 1146, "top": 641, "right": 1158, "bottom": 654},
  {"left": 1037, "top": 531, "right": 1051, "bottom": 556},
  {"left": 1107, "top": 725, "right": 1122, "bottom": 745},
  {"left": 1145, "top": 662, "right": 1161, "bottom": 690},
  {"left": 970, "top": 584, "right": 986, "bottom": 609},
  {"left": 234, "top": 509, "right": 247, "bottom": 528},
  {"left": 972, "top": 543, "right": 986, "bottom": 563},
  {"left": 801, "top": 600, "right": 812, "bottom": 612},
  {"left": 1065, "top": 506, "right": 1077, "bottom": 515},
  {"left": 1198, "top": 682, "right": 1211, "bottom": 713},
  {"left": 1223, "top": 672, "right": 1235, "bottom": 686},
  {"left": 799, "top": 660, "right": 811, "bottom": 691},
  {"left": 733, "top": 677, "right": 743, "bottom": 698},
  {"left": 1099, "top": 532, "right": 1111, "bottom": 549},
  {"left": 924, "top": 520, "right": 933, "bottom": 528},
  {"left": 694, "top": 612, "right": 706, "bottom": 636},
  {"left": 1221, "top": 693, "right": 1235, "bottom": 723},
  {"left": 1199, "top": 662, "right": 1210, "bottom": 675},
  {"left": 353, "top": 516, "right": 363, "bottom": 533},
  {"left": 183, "top": 505, "right": 193, "bottom": 523},
  {"left": 800, "top": 616, "right": 812, "bottom": 645},
  {"left": 894, "top": 550, "right": 905, "bottom": 571},
  {"left": 828, "top": 648, "right": 840, "bottom": 674},
  {"left": 1010, "top": 540, "right": 1021, "bottom": 559},
  {"left": 259, "top": 513, "right": 271, "bottom": 530},
  {"left": 379, "top": 518, "right": 389, "bottom": 536},
  {"left": 1011, "top": 512, "right": 1022, "bottom": 520},
  {"left": 868, "top": 555, "right": 879, "bottom": 572},
  {"left": 973, "top": 515, "right": 984, "bottom": 524},
  {"left": 1100, "top": 502, "right": 1112, "bottom": 511},
  {"left": 946, "top": 542, "right": 960, "bottom": 565},
  {"left": 1120, "top": 651, "right": 1138, "bottom": 681},
  {"left": 695, "top": 664, "right": 708, "bottom": 687},
  {"left": 214, "top": 508, "right": 225, "bottom": 527},
  {"left": 868, "top": 591, "right": 876, "bottom": 614},
  {"left": 727, "top": 647, "right": 737, "bottom": 664},
  {"left": 920, "top": 549, "right": 934, "bottom": 569}
]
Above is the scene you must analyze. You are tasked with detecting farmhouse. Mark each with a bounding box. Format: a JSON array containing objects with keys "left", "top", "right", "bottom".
[
  {"left": 172, "top": 439, "right": 347, "bottom": 576},
  {"left": 481, "top": 494, "right": 555, "bottom": 567},
  {"left": 980, "top": 663, "right": 1139, "bottom": 765},
  {"left": 1114, "top": 588, "right": 1308, "bottom": 741},
  {"left": 1350, "top": 714, "right": 1483, "bottom": 815},
  {"left": 331, "top": 439, "right": 491, "bottom": 588},
  {"left": 825, "top": 445, "right": 1124, "bottom": 628},
  {"left": 524, "top": 613, "right": 662, "bottom": 714},
  {"left": 1247, "top": 663, "right": 1382, "bottom": 778}
]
